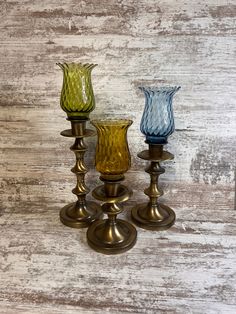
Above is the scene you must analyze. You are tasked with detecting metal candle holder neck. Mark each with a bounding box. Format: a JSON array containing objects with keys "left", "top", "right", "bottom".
[
  {"left": 148, "top": 143, "right": 164, "bottom": 159},
  {"left": 69, "top": 118, "right": 87, "bottom": 136}
]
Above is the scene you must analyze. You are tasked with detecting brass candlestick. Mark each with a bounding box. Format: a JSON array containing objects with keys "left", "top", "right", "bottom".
[
  {"left": 131, "top": 85, "right": 180, "bottom": 230},
  {"left": 60, "top": 118, "right": 102, "bottom": 228},
  {"left": 87, "top": 119, "right": 137, "bottom": 254},
  {"left": 57, "top": 62, "right": 102, "bottom": 228},
  {"left": 131, "top": 144, "right": 175, "bottom": 230}
]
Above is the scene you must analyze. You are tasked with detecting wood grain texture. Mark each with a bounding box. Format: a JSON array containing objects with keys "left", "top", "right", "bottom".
[
  {"left": 0, "top": 1, "right": 236, "bottom": 312},
  {"left": 0, "top": 205, "right": 236, "bottom": 313},
  {"left": 0, "top": 0, "right": 235, "bottom": 212}
]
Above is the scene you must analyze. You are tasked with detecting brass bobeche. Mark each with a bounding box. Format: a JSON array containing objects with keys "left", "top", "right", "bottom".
[
  {"left": 60, "top": 118, "right": 102, "bottom": 228},
  {"left": 131, "top": 144, "right": 176, "bottom": 230}
]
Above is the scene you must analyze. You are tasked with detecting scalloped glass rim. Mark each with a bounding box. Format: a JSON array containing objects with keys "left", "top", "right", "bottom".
[
  {"left": 139, "top": 86, "right": 181, "bottom": 94},
  {"left": 57, "top": 62, "right": 98, "bottom": 71},
  {"left": 91, "top": 119, "right": 133, "bottom": 127}
]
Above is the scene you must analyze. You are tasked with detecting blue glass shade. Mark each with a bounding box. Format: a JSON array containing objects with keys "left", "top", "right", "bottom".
[{"left": 140, "top": 86, "right": 180, "bottom": 144}]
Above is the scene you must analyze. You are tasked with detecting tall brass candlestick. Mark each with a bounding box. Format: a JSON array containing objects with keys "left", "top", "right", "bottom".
[{"left": 57, "top": 62, "right": 102, "bottom": 228}]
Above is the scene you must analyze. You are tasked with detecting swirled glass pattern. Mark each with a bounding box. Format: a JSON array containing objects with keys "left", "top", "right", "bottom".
[{"left": 140, "top": 86, "right": 180, "bottom": 144}]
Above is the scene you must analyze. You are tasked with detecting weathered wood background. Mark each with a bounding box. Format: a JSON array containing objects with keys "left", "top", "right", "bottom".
[
  {"left": 0, "top": 1, "right": 235, "bottom": 313},
  {"left": 0, "top": 0, "right": 235, "bottom": 212}
]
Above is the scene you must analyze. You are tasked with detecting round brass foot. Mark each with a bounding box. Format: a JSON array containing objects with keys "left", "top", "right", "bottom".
[
  {"left": 87, "top": 219, "right": 137, "bottom": 254},
  {"left": 60, "top": 201, "right": 102, "bottom": 228},
  {"left": 131, "top": 203, "right": 175, "bottom": 231}
]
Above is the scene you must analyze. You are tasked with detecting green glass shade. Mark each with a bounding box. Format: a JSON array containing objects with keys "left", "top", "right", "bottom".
[{"left": 57, "top": 62, "right": 97, "bottom": 119}]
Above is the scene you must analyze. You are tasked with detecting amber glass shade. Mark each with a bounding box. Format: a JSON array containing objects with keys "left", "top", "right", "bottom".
[
  {"left": 91, "top": 119, "right": 132, "bottom": 178},
  {"left": 57, "top": 62, "right": 97, "bottom": 119}
]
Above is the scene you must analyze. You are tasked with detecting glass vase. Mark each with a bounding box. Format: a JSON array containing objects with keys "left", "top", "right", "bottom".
[
  {"left": 140, "top": 86, "right": 180, "bottom": 144},
  {"left": 91, "top": 119, "right": 132, "bottom": 180},
  {"left": 57, "top": 62, "right": 97, "bottom": 119}
]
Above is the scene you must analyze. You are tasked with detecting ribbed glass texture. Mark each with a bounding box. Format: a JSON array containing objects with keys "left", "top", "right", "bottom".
[
  {"left": 140, "top": 86, "right": 180, "bottom": 144},
  {"left": 91, "top": 120, "right": 132, "bottom": 176},
  {"left": 57, "top": 62, "right": 97, "bottom": 119}
]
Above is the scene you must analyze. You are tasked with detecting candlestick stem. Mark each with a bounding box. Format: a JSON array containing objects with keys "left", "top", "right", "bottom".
[
  {"left": 60, "top": 119, "right": 102, "bottom": 228},
  {"left": 87, "top": 177, "right": 136, "bottom": 254},
  {"left": 131, "top": 144, "right": 175, "bottom": 230}
]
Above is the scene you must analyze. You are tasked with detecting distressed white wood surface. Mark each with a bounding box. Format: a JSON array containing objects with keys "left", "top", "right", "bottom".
[
  {"left": 0, "top": 204, "right": 236, "bottom": 313},
  {"left": 0, "top": 0, "right": 235, "bottom": 211},
  {"left": 0, "top": 1, "right": 236, "bottom": 312}
]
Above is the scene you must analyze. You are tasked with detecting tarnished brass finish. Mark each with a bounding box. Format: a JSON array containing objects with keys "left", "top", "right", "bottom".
[
  {"left": 131, "top": 144, "right": 176, "bottom": 230},
  {"left": 60, "top": 119, "right": 102, "bottom": 228},
  {"left": 87, "top": 176, "right": 137, "bottom": 254}
]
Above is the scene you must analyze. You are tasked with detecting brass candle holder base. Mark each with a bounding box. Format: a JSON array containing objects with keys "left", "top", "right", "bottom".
[
  {"left": 87, "top": 177, "right": 137, "bottom": 254},
  {"left": 131, "top": 204, "right": 175, "bottom": 231},
  {"left": 60, "top": 201, "right": 101, "bottom": 229},
  {"left": 60, "top": 118, "right": 102, "bottom": 228},
  {"left": 131, "top": 144, "right": 176, "bottom": 231}
]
